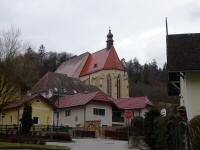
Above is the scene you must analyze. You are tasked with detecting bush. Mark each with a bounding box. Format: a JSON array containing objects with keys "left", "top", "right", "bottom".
[
  {"left": 189, "top": 115, "right": 200, "bottom": 150},
  {"left": 154, "top": 117, "right": 169, "bottom": 150},
  {"left": 131, "top": 116, "right": 144, "bottom": 136},
  {"left": 144, "top": 108, "right": 160, "bottom": 150},
  {"left": 0, "top": 135, "right": 45, "bottom": 144},
  {"left": 45, "top": 132, "right": 72, "bottom": 141}
]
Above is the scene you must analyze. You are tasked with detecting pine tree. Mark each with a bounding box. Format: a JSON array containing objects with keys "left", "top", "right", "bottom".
[{"left": 21, "top": 103, "right": 32, "bottom": 134}]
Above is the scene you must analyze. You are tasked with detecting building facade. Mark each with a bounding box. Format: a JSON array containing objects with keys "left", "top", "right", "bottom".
[
  {"left": 56, "top": 91, "right": 114, "bottom": 127},
  {"left": 0, "top": 95, "right": 54, "bottom": 125},
  {"left": 167, "top": 33, "right": 200, "bottom": 120}
]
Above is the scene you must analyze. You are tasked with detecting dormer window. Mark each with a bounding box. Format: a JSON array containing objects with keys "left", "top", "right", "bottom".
[{"left": 94, "top": 64, "right": 98, "bottom": 68}]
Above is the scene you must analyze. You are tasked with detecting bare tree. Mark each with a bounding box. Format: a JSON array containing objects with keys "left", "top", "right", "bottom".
[
  {"left": 0, "top": 27, "right": 22, "bottom": 106},
  {"left": 0, "top": 73, "right": 20, "bottom": 106},
  {"left": 0, "top": 26, "right": 21, "bottom": 61}
]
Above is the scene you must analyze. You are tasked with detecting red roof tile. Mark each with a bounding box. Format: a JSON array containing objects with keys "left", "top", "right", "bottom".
[
  {"left": 59, "top": 91, "right": 114, "bottom": 108},
  {"left": 114, "top": 96, "right": 153, "bottom": 110},
  {"left": 80, "top": 46, "right": 125, "bottom": 76}
]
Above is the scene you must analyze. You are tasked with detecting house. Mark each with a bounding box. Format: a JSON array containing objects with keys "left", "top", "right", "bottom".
[
  {"left": 56, "top": 90, "right": 152, "bottom": 127},
  {"left": 56, "top": 91, "right": 115, "bottom": 128},
  {"left": 56, "top": 29, "right": 129, "bottom": 99},
  {"left": 0, "top": 95, "right": 55, "bottom": 125},
  {"left": 115, "top": 96, "right": 153, "bottom": 117},
  {"left": 112, "top": 96, "right": 153, "bottom": 126},
  {"left": 30, "top": 71, "right": 99, "bottom": 98},
  {"left": 167, "top": 33, "right": 200, "bottom": 120}
]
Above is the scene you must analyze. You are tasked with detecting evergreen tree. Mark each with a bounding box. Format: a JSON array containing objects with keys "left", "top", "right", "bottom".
[
  {"left": 144, "top": 109, "right": 160, "bottom": 150},
  {"left": 38, "top": 44, "right": 46, "bottom": 63},
  {"left": 21, "top": 103, "right": 32, "bottom": 134}
]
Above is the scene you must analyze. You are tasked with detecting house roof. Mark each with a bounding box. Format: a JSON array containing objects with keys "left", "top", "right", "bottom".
[
  {"left": 2, "top": 95, "right": 55, "bottom": 111},
  {"left": 114, "top": 96, "right": 153, "bottom": 110},
  {"left": 59, "top": 91, "right": 114, "bottom": 108},
  {"left": 31, "top": 72, "right": 99, "bottom": 94},
  {"left": 55, "top": 53, "right": 89, "bottom": 77},
  {"left": 167, "top": 33, "right": 200, "bottom": 71},
  {"left": 80, "top": 46, "right": 125, "bottom": 76}
]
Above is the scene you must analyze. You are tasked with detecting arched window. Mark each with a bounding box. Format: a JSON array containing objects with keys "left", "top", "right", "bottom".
[
  {"left": 107, "top": 74, "right": 112, "bottom": 97},
  {"left": 117, "top": 75, "right": 121, "bottom": 98},
  {"left": 92, "top": 77, "right": 95, "bottom": 85}
]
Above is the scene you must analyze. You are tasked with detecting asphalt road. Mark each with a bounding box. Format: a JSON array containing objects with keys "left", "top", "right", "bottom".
[{"left": 46, "top": 138, "right": 129, "bottom": 150}]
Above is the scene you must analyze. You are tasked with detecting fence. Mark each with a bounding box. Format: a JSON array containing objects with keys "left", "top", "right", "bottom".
[
  {"left": 73, "top": 130, "right": 96, "bottom": 138},
  {"left": 0, "top": 125, "right": 71, "bottom": 134},
  {"left": 104, "top": 130, "right": 128, "bottom": 140}
]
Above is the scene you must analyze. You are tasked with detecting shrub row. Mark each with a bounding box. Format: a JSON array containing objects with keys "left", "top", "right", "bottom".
[
  {"left": 0, "top": 131, "right": 72, "bottom": 144},
  {"left": 45, "top": 132, "right": 72, "bottom": 141}
]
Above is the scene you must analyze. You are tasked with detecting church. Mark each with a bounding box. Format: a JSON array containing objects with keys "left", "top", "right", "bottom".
[{"left": 56, "top": 30, "right": 129, "bottom": 99}]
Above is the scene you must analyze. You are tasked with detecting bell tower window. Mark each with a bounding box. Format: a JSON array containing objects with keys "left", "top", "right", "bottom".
[{"left": 117, "top": 75, "right": 121, "bottom": 98}]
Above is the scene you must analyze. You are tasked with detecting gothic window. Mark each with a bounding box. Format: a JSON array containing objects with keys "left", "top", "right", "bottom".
[
  {"left": 92, "top": 77, "right": 95, "bottom": 85},
  {"left": 117, "top": 75, "right": 121, "bottom": 98},
  {"left": 107, "top": 74, "right": 112, "bottom": 96}
]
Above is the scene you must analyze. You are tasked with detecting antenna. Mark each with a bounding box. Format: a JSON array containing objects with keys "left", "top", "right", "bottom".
[{"left": 165, "top": 17, "right": 168, "bottom": 36}]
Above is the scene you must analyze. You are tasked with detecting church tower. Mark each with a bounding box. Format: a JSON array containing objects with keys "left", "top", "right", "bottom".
[{"left": 106, "top": 29, "right": 114, "bottom": 49}]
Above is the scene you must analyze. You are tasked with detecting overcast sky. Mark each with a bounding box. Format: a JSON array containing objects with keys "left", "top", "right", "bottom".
[{"left": 1, "top": 0, "right": 200, "bottom": 67}]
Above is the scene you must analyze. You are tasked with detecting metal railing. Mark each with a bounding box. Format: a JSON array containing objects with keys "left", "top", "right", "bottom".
[{"left": 0, "top": 124, "right": 71, "bottom": 133}]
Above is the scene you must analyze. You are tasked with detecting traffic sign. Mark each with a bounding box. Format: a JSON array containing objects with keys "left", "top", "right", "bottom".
[{"left": 124, "top": 111, "right": 133, "bottom": 119}]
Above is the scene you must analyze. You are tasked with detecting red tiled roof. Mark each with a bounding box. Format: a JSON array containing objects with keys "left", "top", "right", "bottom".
[
  {"left": 80, "top": 46, "right": 125, "bottom": 76},
  {"left": 59, "top": 91, "right": 114, "bottom": 108},
  {"left": 114, "top": 96, "right": 153, "bottom": 110}
]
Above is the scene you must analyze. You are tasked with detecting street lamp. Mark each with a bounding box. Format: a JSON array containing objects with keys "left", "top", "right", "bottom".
[
  {"left": 53, "top": 88, "right": 59, "bottom": 127},
  {"left": 53, "top": 87, "right": 68, "bottom": 127}
]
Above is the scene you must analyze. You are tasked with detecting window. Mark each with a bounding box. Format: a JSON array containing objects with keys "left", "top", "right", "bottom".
[
  {"left": 65, "top": 109, "right": 71, "bottom": 116},
  {"left": 107, "top": 74, "right": 112, "bottom": 96},
  {"left": 93, "top": 108, "right": 105, "bottom": 116},
  {"left": 75, "top": 116, "right": 78, "bottom": 123},
  {"left": 94, "top": 64, "right": 98, "bottom": 68},
  {"left": 33, "top": 117, "right": 39, "bottom": 124},
  {"left": 92, "top": 78, "right": 95, "bottom": 85},
  {"left": 117, "top": 75, "right": 121, "bottom": 98},
  {"left": 36, "top": 99, "right": 40, "bottom": 102}
]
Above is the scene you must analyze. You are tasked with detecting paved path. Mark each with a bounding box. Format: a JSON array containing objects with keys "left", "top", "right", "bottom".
[{"left": 47, "top": 138, "right": 129, "bottom": 150}]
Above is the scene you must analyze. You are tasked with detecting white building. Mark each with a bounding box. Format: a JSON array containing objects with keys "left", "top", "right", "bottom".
[
  {"left": 56, "top": 91, "right": 114, "bottom": 127},
  {"left": 55, "top": 91, "right": 153, "bottom": 127},
  {"left": 167, "top": 33, "right": 200, "bottom": 120}
]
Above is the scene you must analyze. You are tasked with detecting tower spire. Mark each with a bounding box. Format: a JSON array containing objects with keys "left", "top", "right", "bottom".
[{"left": 106, "top": 27, "right": 114, "bottom": 50}]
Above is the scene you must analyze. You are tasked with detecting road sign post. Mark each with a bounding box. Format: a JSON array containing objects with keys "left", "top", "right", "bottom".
[{"left": 124, "top": 111, "right": 133, "bottom": 144}]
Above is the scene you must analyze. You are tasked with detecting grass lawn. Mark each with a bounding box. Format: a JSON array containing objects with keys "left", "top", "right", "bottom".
[{"left": 0, "top": 142, "right": 69, "bottom": 150}]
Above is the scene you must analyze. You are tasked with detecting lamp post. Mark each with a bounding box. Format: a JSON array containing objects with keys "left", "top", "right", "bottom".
[
  {"left": 54, "top": 88, "right": 60, "bottom": 127},
  {"left": 53, "top": 87, "right": 67, "bottom": 127},
  {"left": 124, "top": 111, "right": 133, "bottom": 145}
]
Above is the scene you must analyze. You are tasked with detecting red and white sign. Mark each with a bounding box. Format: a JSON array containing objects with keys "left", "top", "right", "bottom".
[{"left": 124, "top": 111, "right": 133, "bottom": 119}]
